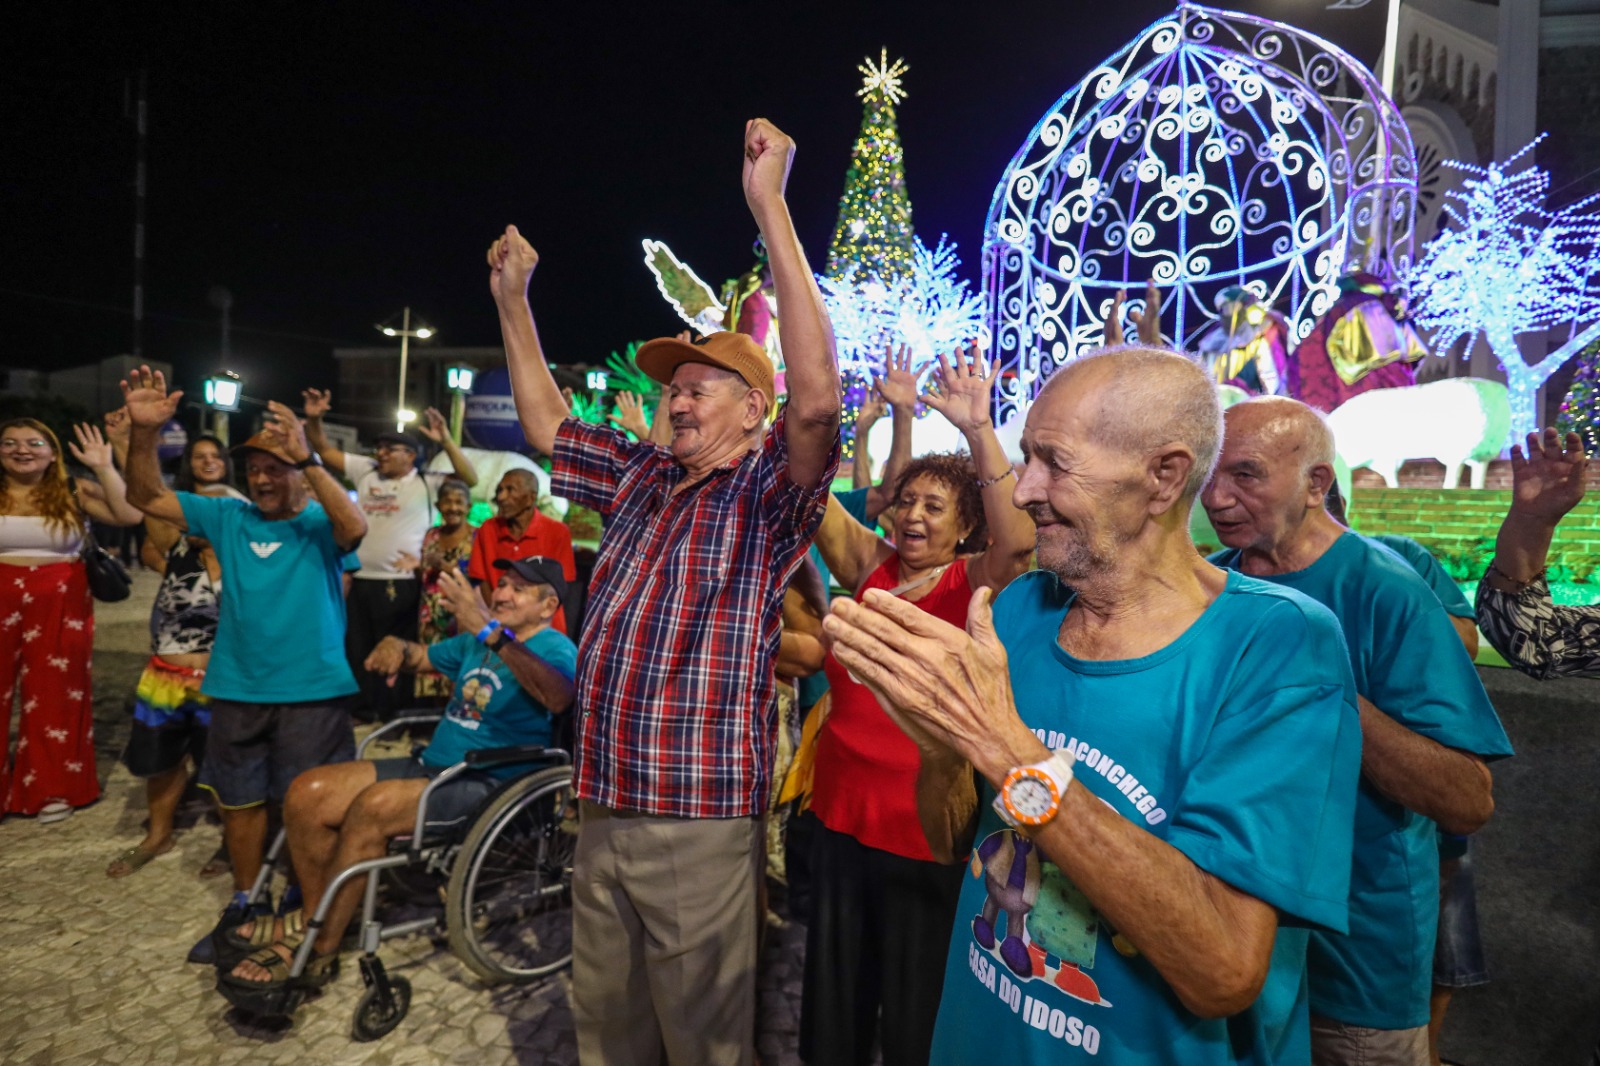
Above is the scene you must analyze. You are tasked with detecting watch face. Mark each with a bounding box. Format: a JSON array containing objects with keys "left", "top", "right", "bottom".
[{"left": 1007, "top": 776, "right": 1056, "bottom": 821}]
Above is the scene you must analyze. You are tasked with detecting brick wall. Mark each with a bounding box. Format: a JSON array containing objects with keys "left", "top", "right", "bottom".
[
  {"left": 1352, "top": 460, "right": 1600, "bottom": 492},
  {"left": 1349, "top": 487, "right": 1600, "bottom": 580}
]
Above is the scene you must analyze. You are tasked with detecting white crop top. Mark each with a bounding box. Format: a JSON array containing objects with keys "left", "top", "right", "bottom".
[{"left": 0, "top": 514, "right": 85, "bottom": 561}]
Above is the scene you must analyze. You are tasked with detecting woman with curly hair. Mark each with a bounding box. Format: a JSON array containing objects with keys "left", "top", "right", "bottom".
[
  {"left": 0, "top": 416, "right": 142, "bottom": 821},
  {"left": 800, "top": 346, "right": 1036, "bottom": 1066}
]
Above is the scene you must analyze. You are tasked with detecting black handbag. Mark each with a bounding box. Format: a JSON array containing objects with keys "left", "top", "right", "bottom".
[{"left": 70, "top": 480, "right": 133, "bottom": 602}]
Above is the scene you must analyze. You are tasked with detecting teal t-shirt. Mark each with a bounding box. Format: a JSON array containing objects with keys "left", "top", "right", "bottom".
[
  {"left": 1366, "top": 534, "right": 1473, "bottom": 619},
  {"left": 179, "top": 494, "right": 358, "bottom": 703},
  {"left": 422, "top": 629, "right": 578, "bottom": 779},
  {"left": 1211, "top": 532, "right": 1513, "bottom": 1029},
  {"left": 930, "top": 569, "right": 1361, "bottom": 1066}
]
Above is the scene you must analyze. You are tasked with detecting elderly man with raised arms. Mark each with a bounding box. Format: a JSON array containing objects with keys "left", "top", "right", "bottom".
[
  {"left": 486, "top": 118, "right": 841, "bottom": 1066},
  {"left": 1203, "top": 397, "right": 1512, "bottom": 1065},
  {"left": 825, "top": 347, "right": 1362, "bottom": 1065}
]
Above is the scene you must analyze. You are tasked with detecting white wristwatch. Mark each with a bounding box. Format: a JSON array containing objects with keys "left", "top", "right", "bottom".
[{"left": 993, "top": 750, "right": 1076, "bottom": 830}]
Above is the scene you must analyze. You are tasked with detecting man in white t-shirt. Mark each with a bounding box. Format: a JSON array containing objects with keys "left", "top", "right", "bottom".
[{"left": 303, "top": 390, "right": 478, "bottom": 721}]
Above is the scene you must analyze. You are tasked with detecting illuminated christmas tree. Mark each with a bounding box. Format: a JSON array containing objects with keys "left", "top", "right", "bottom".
[
  {"left": 1556, "top": 340, "right": 1600, "bottom": 456},
  {"left": 820, "top": 234, "right": 989, "bottom": 379},
  {"left": 1407, "top": 139, "right": 1600, "bottom": 448},
  {"left": 825, "top": 50, "right": 915, "bottom": 284}
]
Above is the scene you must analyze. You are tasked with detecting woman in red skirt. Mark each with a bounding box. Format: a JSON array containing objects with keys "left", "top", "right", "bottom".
[{"left": 0, "top": 417, "right": 142, "bottom": 821}]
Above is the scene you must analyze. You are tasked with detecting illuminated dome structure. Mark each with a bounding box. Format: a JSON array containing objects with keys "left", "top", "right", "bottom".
[{"left": 984, "top": 2, "right": 1418, "bottom": 422}]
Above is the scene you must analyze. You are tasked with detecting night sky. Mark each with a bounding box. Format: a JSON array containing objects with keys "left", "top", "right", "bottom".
[{"left": 7, "top": 2, "right": 1384, "bottom": 407}]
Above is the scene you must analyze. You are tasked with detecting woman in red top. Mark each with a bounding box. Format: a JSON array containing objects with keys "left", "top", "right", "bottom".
[{"left": 801, "top": 345, "right": 1035, "bottom": 1066}]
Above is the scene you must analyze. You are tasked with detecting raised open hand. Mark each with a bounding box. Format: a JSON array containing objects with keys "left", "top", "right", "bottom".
[
  {"left": 438, "top": 566, "right": 491, "bottom": 633},
  {"left": 68, "top": 423, "right": 115, "bottom": 468},
  {"left": 607, "top": 391, "right": 652, "bottom": 440},
  {"left": 487, "top": 224, "right": 539, "bottom": 303},
  {"left": 875, "top": 343, "right": 919, "bottom": 409},
  {"left": 1104, "top": 290, "right": 1129, "bottom": 347},
  {"left": 856, "top": 388, "right": 886, "bottom": 430},
  {"left": 1129, "top": 279, "right": 1163, "bottom": 346},
  {"left": 1509, "top": 427, "right": 1588, "bottom": 523},
  {"left": 921, "top": 342, "right": 997, "bottom": 433},
  {"left": 301, "top": 388, "right": 332, "bottom": 419},
  {"left": 102, "top": 407, "right": 132, "bottom": 448},
  {"left": 417, "top": 407, "right": 449, "bottom": 443},
  {"left": 119, "top": 365, "right": 184, "bottom": 428},
  {"left": 742, "top": 118, "right": 795, "bottom": 212},
  {"left": 262, "top": 400, "right": 311, "bottom": 462}
]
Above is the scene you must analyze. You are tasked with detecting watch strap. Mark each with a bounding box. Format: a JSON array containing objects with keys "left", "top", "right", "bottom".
[
  {"left": 992, "top": 750, "right": 1076, "bottom": 829},
  {"left": 292, "top": 452, "right": 323, "bottom": 470}
]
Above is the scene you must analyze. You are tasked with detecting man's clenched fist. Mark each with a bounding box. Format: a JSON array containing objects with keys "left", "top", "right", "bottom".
[
  {"left": 487, "top": 224, "right": 539, "bottom": 303},
  {"left": 742, "top": 118, "right": 794, "bottom": 212}
]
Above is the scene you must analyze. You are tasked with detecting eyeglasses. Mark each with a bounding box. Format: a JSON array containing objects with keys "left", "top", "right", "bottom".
[{"left": 0, "top": 439, "right": 50, "bottom": 451}]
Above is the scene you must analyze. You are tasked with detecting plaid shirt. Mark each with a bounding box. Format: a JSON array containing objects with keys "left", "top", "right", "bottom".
[{"left": 552, "top": 413, "right": 838, "bottom": 818}]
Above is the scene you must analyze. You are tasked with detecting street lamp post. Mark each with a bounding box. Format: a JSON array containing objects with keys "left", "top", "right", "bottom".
[
  {"left": 445, "top": 364, "right": 476, "bottom": 443},
  {"left": 379, "top": 307, "right": 435, "bottom": 433},
  {"left": 204, "top": 370, "right": 243, "bottom": 445}
]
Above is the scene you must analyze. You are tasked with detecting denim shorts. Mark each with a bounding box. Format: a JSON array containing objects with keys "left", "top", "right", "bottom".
[
  {"left": 198, "top": 697, "right": 355, "bottom": 809},
  {"left": 1433, "top": 842, "right": 1489, "bottom": 988}
]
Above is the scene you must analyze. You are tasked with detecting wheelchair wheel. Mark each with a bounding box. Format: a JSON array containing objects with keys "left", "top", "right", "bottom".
[
  {"left": 351, "top": 974, "right": 411, "bottom": 1041},
  {"left": 445, "top": 765, "right": 575, "bottom": 984}
]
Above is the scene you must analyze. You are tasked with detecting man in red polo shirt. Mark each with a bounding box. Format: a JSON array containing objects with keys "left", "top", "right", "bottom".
[{"left": 467, "top": 468, "right": 576, "bottom": 635}]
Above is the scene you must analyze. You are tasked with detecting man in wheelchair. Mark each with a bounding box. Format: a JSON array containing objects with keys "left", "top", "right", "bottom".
[{"left": 220, "top": 556, "right": 577, "bottom": 998}]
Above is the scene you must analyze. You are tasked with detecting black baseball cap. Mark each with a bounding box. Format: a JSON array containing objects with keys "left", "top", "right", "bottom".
[
  {"left": 494, "top": 556, "right": 568, "bottom": 599},
  {"left": 373, "top": 430, "right": 422, "bottom": 452}
]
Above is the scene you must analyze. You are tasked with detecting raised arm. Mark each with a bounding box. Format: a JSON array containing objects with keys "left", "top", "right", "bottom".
[
  {"left": 921, "top": 344, "right": 1035, "bottom": 592},
  {"left": 1356, "top": 695, "right": 1494, "bottom": 834},
  {"left": 418, "top": 407, "right": 478, "bottom": 487},
  {"left": 437, "top": 567, "right": 575, "bottom": 712},
  {"left": 863, "top": 344, "right": 916, "bottom": 522},
  {"left": 813, "top": 493, "right": 895, "bottom": 596},
  {"left": 119, "top": 366, "right": 190, "bottom": 530},
  {"left": 1486, "top": 428, "right": 1587, "bottom": 588},
  {"left": 263, "top": 400, "right": 367, "bottom": 552},
  {"left": 488, "top": 226, "right": 570, "bottom": 456},
  {"left": 851, "top": 390, "right": 883, "bottom": 492},
  {"left": 68, "top": 423, "right": 143, "bottom": 526},
  {"left": 825, "top": 588, "right": 1279, "bottom": 1020},
  {"left": 299, "top": 389, "right": 347, "bottom": 476},
  {"left": 742, "top": 118, "right": 840, "bottom": 489}
]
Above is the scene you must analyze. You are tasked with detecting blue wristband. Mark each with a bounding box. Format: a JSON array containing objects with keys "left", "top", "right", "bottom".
[{"left": 475, "top": 619, "right": 502, "bottom": 644}]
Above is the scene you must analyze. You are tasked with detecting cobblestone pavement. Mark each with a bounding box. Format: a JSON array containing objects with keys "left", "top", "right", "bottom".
[{"left": 1, "top": 570, "right": 808, "bottom": 1065}]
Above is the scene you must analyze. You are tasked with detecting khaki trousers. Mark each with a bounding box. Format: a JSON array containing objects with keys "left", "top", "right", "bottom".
[
  {"left": 1311, "top": 1015, "right": 1431, "bottom": 1066},
  {"left": 572, "top": 801, "right": 762, "bottom": 1066}
]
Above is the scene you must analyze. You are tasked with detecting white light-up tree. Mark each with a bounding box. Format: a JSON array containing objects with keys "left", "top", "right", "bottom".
[
  {"left": 819, "top": 234, "right": 990, "bottom": 382},
  {"left": 1407, "top": 140, "right": 1600, "bottom": 447}
]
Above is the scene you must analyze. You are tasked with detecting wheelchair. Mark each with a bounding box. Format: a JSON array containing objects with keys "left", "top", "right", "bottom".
[{"left": 217, "top": 714, "right": 577, "bottom": 1040}]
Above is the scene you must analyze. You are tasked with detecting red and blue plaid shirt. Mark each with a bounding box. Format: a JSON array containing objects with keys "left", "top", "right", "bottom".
[{"left": 552, "top": 413, "right": 838, "bottom": 818}]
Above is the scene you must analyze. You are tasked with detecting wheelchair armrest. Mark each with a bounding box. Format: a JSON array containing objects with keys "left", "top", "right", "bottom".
[
  {"left": 356, "top": 713, "right": 444, "bottom": 758},
  {"left": 462, "top": 744, "right": 571, "bottom": 768}
]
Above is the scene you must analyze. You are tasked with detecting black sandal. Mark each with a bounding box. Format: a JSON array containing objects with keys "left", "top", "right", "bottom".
[{"left": 216, "top": 945, "right": 339, "bottom": 1016}]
